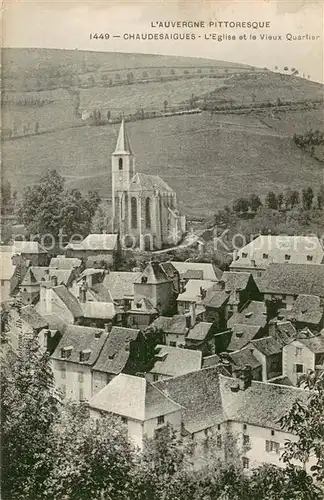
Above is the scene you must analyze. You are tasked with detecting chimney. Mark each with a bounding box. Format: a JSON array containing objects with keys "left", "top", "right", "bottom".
[
  {"left": 251, "top": 259, "right": 256, "bottom": 267},
  {"left": 79, "top": 282, "right": 87, "bottom": 303},
  {"left": 189, "top": 302, "right": 196, "bottom": 327},
  {"left": 268, "top": 319, "right": 277, "bottom": 337},
  {"left": 104, "top": 323, "right": 112, "bottom": 333},
  {"left": 233, "top": 249, "right": 238, "bottom": 261},
  {"left": 51, "top": 275, "right": 58, "bottom": 287},
  {"left": 179, "top": 278, "right": 186, "bottom": 294},
  {"left": 233, "top": 365, "right": 252, "bottom": 391}
]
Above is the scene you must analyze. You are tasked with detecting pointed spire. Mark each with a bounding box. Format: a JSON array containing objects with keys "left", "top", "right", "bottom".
[{"left": 113, "top": 119, "right": 133, "bottom": 155}]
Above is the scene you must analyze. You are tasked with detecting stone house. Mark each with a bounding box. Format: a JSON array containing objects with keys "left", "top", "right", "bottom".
[
  {"left": 65, "top": 233, "right": 121, "bottom": 268},
  {"left": 282, "top": 334, "right": 324, "bottom": 386},
  {"left": 146, "top": 345, "right": 202, "bottom": 382}
]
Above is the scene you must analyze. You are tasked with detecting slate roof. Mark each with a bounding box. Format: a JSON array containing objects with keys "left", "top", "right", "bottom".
[
  {"left": 222, "top": 271, "right": 251, "bottom": 292},
  {"left": 129, "top": 173, "right": 174, "bottom": 194},
  {"left": 227, "top": 324, "right": 262, "bottom": 352},
  {"left": 40, "top": 313, "right": 67, "bottom": 331},
  {"left": 202, "top": 286, "right": 229, "bottom": 309},
  {"left": 258, "top": 264, "right": 324, "bottom": 297},
  {"left": 229, "top": 347, "right": 262, "bottom": 370},
  {"left": 187, "top": 322, "right": 213, "bottom": 341},
  {"left": 135, "top": 262, "right": 171, "bottom": 284},
  {"left": 129, "top": 297, "right": 158, "bottom": 314},
  {"left": 170, "top": 261, "right": 222, "bottom": 281},
  {"left": 93, "top": 327, "right": 141, "bottom": 374},
  {"left": 99, "top": 271, "right": 141, "bottom": 300},
  {"left": 250, "top": 336, "right": 282, "bottom": 356},
  {"left": 51, "top": 325, "right": 108, "bottom": 365},
  {"left": 228, "top": 301, "right": 267, "bottom": 328},
  {"left": 183, "top": 269, "right": 204, "bottom": 280},
  {"left": 12, "top": 241, "right": 48, "bottom": 254},
  {"left": 230, "top": 235, "right": 324, "bottom": 268},
  {"left": 150, "top": 345, "right": 202, "bottom": 377},
  {"left": 53, "top": 285, "right": 84, "bottom": 318},
  {"left": 177, "top": 279, "right": 214, "bottom": 303},
  {"left": 268, "top": 375, "right": 294, "bottom": 386},
  {"left": 65, "top": 234, "right": 118, "bottom": 251},
  {"left": 285, "top": 295, "right": 323, "bottom": 326},
  {"left": 49, "top": 257, "right": 82, "bottom": 269},
  {"left": 298, "top": 335, "right": 324, "bottom": 354},
  {"left": 21, "top": 267, "right": 74, "bottom": 287},
  {"left": 148, "top": 315, "right": 188, "bottom": 335},
  {"left": 89, "top": 373, "right": 182, "bottom": 421},
  {"left": 81, "top": 301, "right": 116, "bottom": 319},
  {"left": 155, "top": 369, "right": 310, "bottom": 433},
  {"left": 113, "top": 119, "right": 133, "bottom": 155},
  {"left": 271, "top": 320, "right": 297, "bottom": 346},
  {"left": 202, "top": 354, "right": 223, "bottom": 369},
  {"left": 20, "top": 305, "right": 48, "bottom": 329}
]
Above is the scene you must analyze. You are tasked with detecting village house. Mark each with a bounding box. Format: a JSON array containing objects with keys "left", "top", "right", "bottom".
[
  {"left": 169, "top": 261, "right": 222, "bottom": 282},
  {"left": 222, "top": 271, "right": 261, "bottom": 317},
  {"left": 126, "top": 297, "right": 158, "bottom": 329},
  {"left": 282, "top": 333, "right": 324, "bottom": 386},
  {"left": 0, "top": 246, "right": 16, "bottom": 302},
  {"left": 155, "top": 367, "right": 313, "bottom": 471},
  {"left": 65, "top": 233, "right": 121, "bottom": 268},
  {"left": 18, "top": 266, "right": 76, "bottom": 305},
  {"left": 7, "top": 304, "right": 49, "bottom": 351},
  {"left": 51, "top": 325, "right": 145, "bottom": 401},
  {"left": 258, "top": 263, "right": 324, "bottom": 309},
  {"left": 230, "top": 235, "right": 324, "bottom": 278},
  {"left": 49, "top": 256, "right": 83, "bottom": 272},
  {"left": 281, "top": 294, "right": 324, "bottom": 332},
  {"left": 37, "top": 280, "right": 84, "bottom": 325},
  {"left": 148, "top": 314, "right": 189, "bottom": 347},
  {"left": 10, "top": 240, "right": 50, "bottom": 267},
  {"left": 227, "top": 300, "right": 267, "bottom": 331},
  {"left": 177, "top": 279, "right": 215, "bottom": 314},
  {"left": 146, "top": 345, "right": 202, "bottom": 382},
  {"left": 225, "top": 324, "right": 264, "bottom": 352},
  {"left": 89, "top": 373, "right": 183, "bottom": 450},
  {"left": 202, "top": 284, "right": 229, "bottom": 330},
  {"left": 268, "top": 319, "right": 297, "bottom": 347},
  {"left": 248, "top": 337, "right": 283, "bottom": 381}
]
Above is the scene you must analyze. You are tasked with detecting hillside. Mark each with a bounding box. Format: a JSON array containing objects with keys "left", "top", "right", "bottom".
[{"left": 2, "top": 48, "right": 323, "bottom": 218}]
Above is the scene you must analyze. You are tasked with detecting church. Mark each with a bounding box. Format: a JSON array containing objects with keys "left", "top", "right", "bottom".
[{"left": 111, "top": 120, "right": 186, "bottom": 250}]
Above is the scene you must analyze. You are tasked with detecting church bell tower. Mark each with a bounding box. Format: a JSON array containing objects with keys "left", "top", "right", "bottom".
[{"left": 111, "top": 119, "right": 135, "bottom": 228}]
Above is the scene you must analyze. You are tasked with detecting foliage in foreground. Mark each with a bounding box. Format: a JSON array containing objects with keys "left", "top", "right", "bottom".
[{"left": 1, "top": 336, "right": 323, "bottom": 500}]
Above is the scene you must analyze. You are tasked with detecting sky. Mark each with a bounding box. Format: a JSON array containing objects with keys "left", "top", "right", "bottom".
[{"left": 2, "top": 0, "right": 324, "bottom": 82}]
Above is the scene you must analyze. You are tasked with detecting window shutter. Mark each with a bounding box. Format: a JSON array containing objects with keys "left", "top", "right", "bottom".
[{"left": 265, "top": 440, "right": 270, "bottom": 452}]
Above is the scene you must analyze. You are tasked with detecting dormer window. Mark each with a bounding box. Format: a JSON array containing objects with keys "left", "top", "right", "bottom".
[
  {"left": 79, "top": 349, "right": 91, "bottom": 362},
  {"left": 284, "top": 254, "right": 291, "bottom": 261},
  {"left": 119, "top": 158, "right": 123, "bottom": 170},
  {"left": 306, "top": 255, "right": 313, "bottom": 262},
  {"left": 141, "top": 276, "right": 148, "bottom": 284},
  {"left": 242, "top": 252, "right": 248, "bottom": 258},
  {"left": 61, "top": 346, "right": 73, "bottom": 359},
  {"left": 263, "top": 253, "right": 269, "bottom": 259}
]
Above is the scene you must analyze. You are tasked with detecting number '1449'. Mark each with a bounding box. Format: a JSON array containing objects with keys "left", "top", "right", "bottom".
[{"left": 90, "top": 33, "right": 110, "bottom": 40}]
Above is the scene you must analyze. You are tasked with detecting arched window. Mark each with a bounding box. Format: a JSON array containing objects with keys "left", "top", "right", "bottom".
[
  {"left": 131, "top": 197, "right": 137, "bottom": 228},
  {"left": 119, "top": 158, "right": 123, "bottom": 170},
  {"left": 145, "top": 197, "right": 151, "bottom": 229}
]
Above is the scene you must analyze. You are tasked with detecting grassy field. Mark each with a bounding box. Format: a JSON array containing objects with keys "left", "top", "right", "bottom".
[{"left": 3, "top": 109, "right": 323, "bottom": 218}]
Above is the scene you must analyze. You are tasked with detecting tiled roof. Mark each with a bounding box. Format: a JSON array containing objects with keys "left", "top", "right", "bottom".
[
  {"left": 170, "top": 261, "right": 222, "bottom": 281},
  {"left": 230, "top": 235, "right": 324, "bottom": 268},
  {"left": 222, "top": 271, "right": 251, "bottom": 292},
  {"left": 258, "top": 264, "right": 324, "bottom": 297},
  {"left": 156, "top": 369, "right": 310, "bottom": 433},
  {"left": 49, "top": 257, "right": 82, "bottom": 269},
  {"left": 298, "top": 334, "right": 324, "bottom": 354},
  {"left": 89, "top": 284, "right": 114, "bottom": 303},
  {"left": 148, "top": 315, "right": 188, "bottom": 335},
  {"left": 250, "top": 336, "right": 282, "bottom": 356},
  {"left": 228, "top": 301, "right": 267, "bottom": 328},
  {"left": 285, "top": 295, "right": 323, "bottom": 326},
  {"left": 81, "top": 301, "right": 116, "bottom": 319},
  {"left": 129, "top": 173, "right": 174, "bottom": 194},
  {"left": 202, "top": 285, "right": 229, "bottom": 309},
  {"left": 271, "top": 320, "right": 297, "bottom": 346},
  {"left": 150, "top": 345, "right": 202, "bottom": 377},
  {"left": 183, "top": 269, "right": 204, "bottom": 280},
  {"left": 93, "top": 327, "right": 140, "bottom": 374},
  {"left": 51, "top": 325, "right": 108, "bottom": 365},
  {"left": 40, "top": 313, "right": 67, "bottom": 331},
  {"left": 135, "top": 262, "right": 171, "bottom": 284},
  {"left": 12, "top": 241, "right": 48, "bottom": 254},
  {"left": 99, "top": 271, "right": 141, "bottom": 300},
  {"left": 20, "top": 305, "right": 48, "bottom": 329},
  {"left": 129, "top": 297, "right": 158, "bottom": 314},
  {"left": 202, "top": 354, "right": 223, "bottom": 369},
  {"left": 187, "top": 322, "right": 213, "bottom": 341},
  {"left": 268, "top": 375, "right": 294, "bottom": 386},
  {"left": 227, "top": 324, "right": 262, "bottom": 351},
  {"left": 177, "top": 279, "right": 214, "bottom": 303},
  {"left": 65, "top": 234, "right": 118, "bottom": 251},
  {"left": 89, "top": 373, "right": 181, "bottom": 420},
  {"left": 53, "top": 285, "right": 84, "bottom": 318},
  {"left": 229, "top": 347, "right": 262, "bottom": 370}
]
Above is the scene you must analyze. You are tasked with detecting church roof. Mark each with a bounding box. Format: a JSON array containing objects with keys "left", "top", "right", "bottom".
[
  {"left": 129, "top": 173, "right": 174, "bottom": 194},
  {"left": 113, "top": 119, "right": 133, "bottom": 155}
]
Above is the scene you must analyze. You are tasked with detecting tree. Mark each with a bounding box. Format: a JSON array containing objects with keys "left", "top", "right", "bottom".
[
  {"left": 277, "top": 192, "right": 284, "bottom": 209},
  {"left": 291, "top": 190, "right": 300, "bottom": 208},
  {"left": 302, "top": 187, "right": 314, "bottom": 210},
  {"left": 280, "top": 372, "right": 324, "bottom": 483},
  {"left": 1, "top": 179, "right": 12, "bottom": 215},
  {"left": 317, "top": 185, "right": 324, "bottom": 209},
  {"left": 265, "top": 191, "right": 278, "bottom": 210},
  {"left": 233, "top": 197, "right": 249, "bottom": 213},
  {"left": 249, "top": 194, "right": 262, "bottom": 212},
  {"left": 91, "top": 201, "right": 113, "bottom": 233}
]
